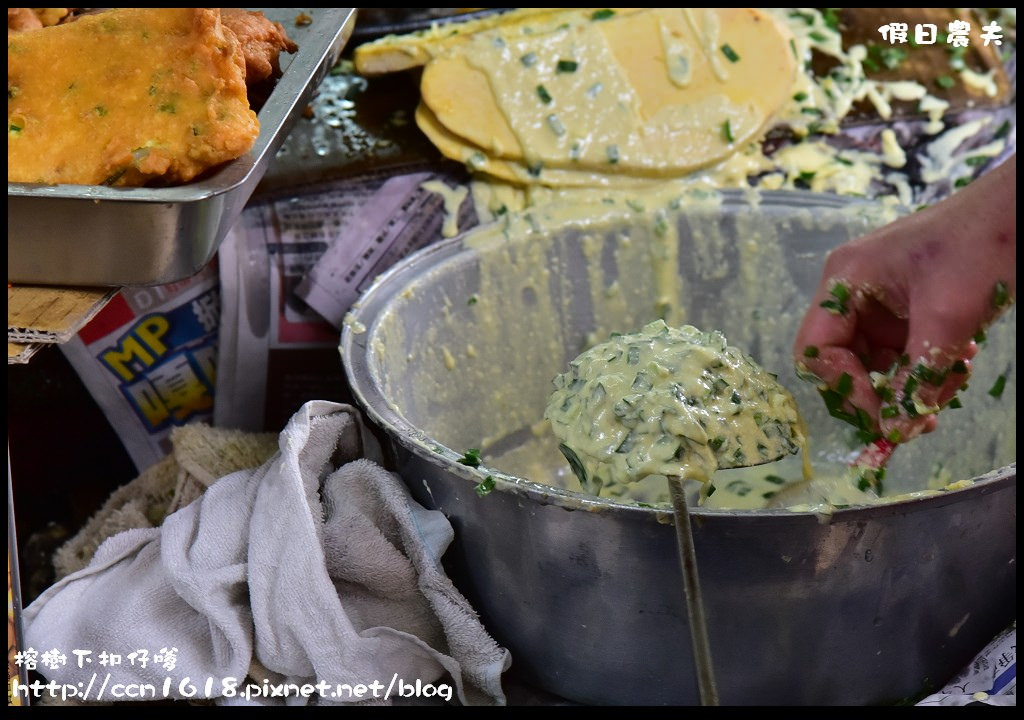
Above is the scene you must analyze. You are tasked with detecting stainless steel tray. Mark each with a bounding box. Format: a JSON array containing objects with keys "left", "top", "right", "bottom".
[{"left": 7, "top": 8, "right": 357, "bottom": 288}]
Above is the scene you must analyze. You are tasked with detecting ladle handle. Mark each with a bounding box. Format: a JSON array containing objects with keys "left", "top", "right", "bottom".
[{"left": 667, "top": 476, "right": 719, "bottom": 706}]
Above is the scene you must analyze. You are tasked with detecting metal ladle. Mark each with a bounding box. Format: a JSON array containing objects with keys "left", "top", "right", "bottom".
[
  {"left": 665, "top": 446, "right": 793, "bottom": 707},
  {"left": 545, "top": 322, "right": 805, "bottom": 707}
]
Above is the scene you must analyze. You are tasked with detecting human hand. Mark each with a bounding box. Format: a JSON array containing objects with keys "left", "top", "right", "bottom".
[{"left": 793, "top": 156, "right": 1016, "bottom": 445}]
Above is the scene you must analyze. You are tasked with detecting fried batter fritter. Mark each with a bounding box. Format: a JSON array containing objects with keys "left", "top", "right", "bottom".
[
  {"left": 7, "top": 7, "right": 259, "bottom": 187},
  {"left": 220, "top": 8, "right": 298, "bottom": 85}
]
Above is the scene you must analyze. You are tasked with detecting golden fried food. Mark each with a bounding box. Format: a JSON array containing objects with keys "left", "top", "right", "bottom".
[
  {"left": 220, "top": 8, "right": 298, "bottom": 85},
  {"left": 7, "top": 7, "right": 259, "bottom": 187},
  {"left": 8, "top": 8, "right": 74, "bottom": 34},
  {"left": 8, "top": 7, "right": 42, "bottom": 33}
]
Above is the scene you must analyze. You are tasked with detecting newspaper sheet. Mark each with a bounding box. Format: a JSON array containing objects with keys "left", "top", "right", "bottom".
[
  {"left": 214, "top": 168, "right": 475, "bottom": 432},
  {"left": 59, "top": 264, "right": 220, "bottom": 472}
]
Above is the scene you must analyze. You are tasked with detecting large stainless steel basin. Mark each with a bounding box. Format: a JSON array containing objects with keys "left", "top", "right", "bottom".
[{"left": 341, "top": 190, "right": 1016, "bottom": 705}]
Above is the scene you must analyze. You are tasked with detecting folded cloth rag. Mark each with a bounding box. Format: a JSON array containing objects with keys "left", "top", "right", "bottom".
[{"left": 24, "top": 400, "right": 511, "bottom": 705}]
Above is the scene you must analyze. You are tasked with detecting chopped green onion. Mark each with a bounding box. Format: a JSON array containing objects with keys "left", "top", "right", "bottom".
[
  {"left": 458, "top": 448, "right": 482, "bottom": 467},
  {"left": 973, "top": 329, "right": 987, "bottom": 344},
  {"left": 881, "top": 405, "right": 900, "bottom": 419},
  {"left": 801, "top": 106, "right": 824, "bottom": 116},
  {"left": 606, "top": 144, "right": 620, "bottom": 164},
  {"left": 793, "top": 91, "right": 808, "bottom": 102},
  {"left": 721, "top": 44, "right": 740, "bottom": 63},
  {"left": 721, "top": 119, "right": 734, "bottom": 143},
  {"left": 992, "top": 280, "right": 1010, "bottom": 308},
  {"left": 836, "top": 373, "right": 853, "bottom": 398},
  {"left": 994, "top": 120, "right": 1011, "bottom": 139},
  {"left": 822, "top": 8, "right": 841, "bottom": 31},
  {"left": 809, "top": 31, "right": 827, "bottom": 43},
  {"left": 936, "top": 75, "right": 955, "bottom": 90},
  {"left": 954, "top": 177, "right": 972, "bottom": 188},
  {"left": 546, "top": 114, "right": 566, "bottom": 137},
  {"left": 536, "top": 85, "right": 552, "bottom": 104},
  {"left": 880, "top": 46, "right": 907, "bottom": 69},
  {"left": 467, "top": 295, "right": 478, "bottom": 306},
  {"left": 830, "top": 282, "right": 851, "bottom": 304},
  {"left": 556, "top": 59, "right": 578, "bottom": 73},
  {"left": 803, "top": 345, "right": 820, "bottom": 359},
  {"left": 820, "top": 299, "right": 846, "bottom": 314},
  {"left": 591, "top": 9, "right": 615, "bottom": 21},
  {"left": 965, "top": 155, "right": 989, "bottom": 167},
  {"left": 988, "top": 374, "right": 1007, "bottom": 398},
  {"left": 520, "top": 52, "right": 537, "bottom": 67},
  {"left": 474, "top": 476, "right": 496, "bottom": 497},
  {"left": 951, "top": 360, "right": 968, "bottom": 374},
  {"left": 945, "top": 396, "right": 963, "bottom": 409}
]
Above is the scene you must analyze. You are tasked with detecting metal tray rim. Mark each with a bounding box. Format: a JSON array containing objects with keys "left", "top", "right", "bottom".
[{"left": 7, "top": 8, "right": 356, "bottom": 205}]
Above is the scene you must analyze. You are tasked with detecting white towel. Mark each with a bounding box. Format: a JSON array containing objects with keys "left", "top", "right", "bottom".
[{"left": 24, "top": 400, "right": 511, "bottom": 705}]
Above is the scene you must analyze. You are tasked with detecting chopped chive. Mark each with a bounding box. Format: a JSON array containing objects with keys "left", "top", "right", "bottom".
[
  {"left": 809, "top": 31, "right": 827, "bottom": 42},
  {"left": 801, "top": 106, "right": 824, "bottom": 116},
  {"left": 836, "top": 373, "right": 853, "bottom": 398},
  {"left": 546, "top": 114, "right": 566, "bottom": 137},
  {"left": 951, "top": 360, "right": 968, "bottom": 374},
  {"left": 458, "top": 448, "right": 482, "bottom": 467},
  {"left": 708, "top": 437, "right": 725, "bottom": 452},
  {"left": 830, "top": 282, "right": 851, "bottom": 304},
  {"left": 936, "top": 75, "right": 956, "bottom": 89},
  {"left": 881, "top": 405, "right": 900, "bottom": 419},
  {"left": 880, "top": 46, "right": 907, "bottom": 69},
  {"left": 954, "top": 177, "right": 972, "bottom": 188},
  {"left": 721, "top": 44, "right": 740, "bottom": 63},
  {"left": 973, "top": 329, "right": 987, "bottom": 344},
  {"left": 994, "top": 120, "right": 1011, "bottom": 139},
  {"left": 798, "top": 170, "right": 816, "bottom": 185},
  {"left": 706, "top": 484, "right": 717, "bottom": 497},
  {"left": 820, "top": 299, "right": 846, "bottom": 314},
  {"left": 520, "top": 52, "right": 537, "bottom": 67},
  {"left": 536, "top": 85, "right": 552, "bottom": 104},
  {"left": 467, "top": 295, "right": 478, "bottom": 306},
  {"left": 606, "top": 144, "right": 620, "bottom": 164},
  {"left": 721, "top": 119, "right": 734, "bottom": 143},
  {"left": 987, "top": 374, "right": 1007, "bottom": 398},
  {"left": 945, "top": 396, "right": 963, "bottom": 409},
  {"left": 527, "top": 162, "right": 544, "bottom": 177},
  {"left": 822, "top": 8, "right": 841, "bottom": 31},
  {"left": 886, "top": 429, "right": 902, "bottom": 444},
  {"left": 965, "top": 155, "right": 989, "bottom": 167},
  {"left": 835, "top": 155, "right": 853, "bottom": 166},
  {"left": 556, "top": 59, "right": 578, "bottom": 73},
  {"left": 793, "top": 91, "right": 808, "bottom": 102},
  {"left": 992, "top": 280, "right": 1010, "bottom": 308},
  {"left": 789, "top": 38, "right": 798, "bottom": 59},
  {"left": 474, "top": 476, "right": 496, "bottom": 497},
  {"left": 803, "top": 345, "right": 820, "bottom": 359},
  {"left": 591, "top": 9, "right": 615, "bottom": 20},
  {"left": 764, "top": 475, "right": 787, "bottom": 485},
  {"left": 9, "top": 123, "right": 22, "bottom": 133}
]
